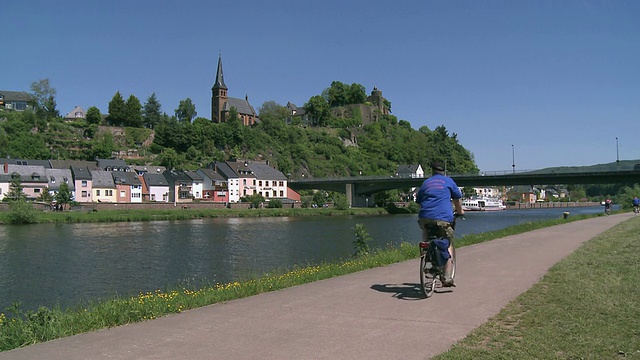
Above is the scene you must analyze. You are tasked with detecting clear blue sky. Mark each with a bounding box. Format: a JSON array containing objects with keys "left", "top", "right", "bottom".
[{"left": 3, "top": 1, "right": 639, "bottom": 172}]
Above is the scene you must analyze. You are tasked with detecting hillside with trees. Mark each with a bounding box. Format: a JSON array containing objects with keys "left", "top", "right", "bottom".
[{"left": 0, "top": 79, "right": 478, "bottom": 179}]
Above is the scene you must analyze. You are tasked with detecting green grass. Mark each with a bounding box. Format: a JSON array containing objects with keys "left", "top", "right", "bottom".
[
  {"left": 434, "top": 215, "right": 640, "bottom": 360},
  {"left": 0, "top": 211, "right": 629, "bottom": 354},
  {"left": 0, "top": 207, "right": 388, "bottom": 224}
]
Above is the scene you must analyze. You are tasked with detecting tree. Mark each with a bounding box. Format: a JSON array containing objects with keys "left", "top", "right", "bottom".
[
  {"left": 324, "top": 81, "right": 366, "bottom": 107},
  {"left": 304, "top": 95, "right": 330, "bottom": 126},
  {"left": 241, "top": 193, "right": 265, "bottom": 208},
  {"left": 91, "top": 132, "right": 115, "bottom": 159},
  {"left": 37, "top": 187, "right": 53, "bottom": 203},
  {"left": 462, "top": 186, "right": 477, "bottom": 198},
  {"left": 125, "top": 95, "right": 143, "bottom": 127},
  {"left": 54, "top": 182, "right": 73, "bottom": 209},
  {"left": 6, "top": 133, "right": 51, "bottom": 160},
  {"left": 30, "top": 79, "right": 58, "bottom": 120},
  {"left": 175, "top": 98, "right": 197, "bottom": 123},
  {"left": 143, "top": 93, "right": 162, "bottom": 129},
  {"left": 326, "top": 81, "right": 349, "bottom": 107},
  {"left": 86, "top": 106, "right": 102, "bottom": 125},
  {"left": 6, "top": 173, "right": 26, "bottom": 201},
  {"left": 159, "top": 148, "right": 180, "bottom": 170},
  {"left": 347, "top": 83, "right": 366, "bottom": 104},
  {"left": 258, "top": 101, "right": 289, "bottom": 123},
  {"left": 107, "top": 92, "right": 127, "bottom": 126}
]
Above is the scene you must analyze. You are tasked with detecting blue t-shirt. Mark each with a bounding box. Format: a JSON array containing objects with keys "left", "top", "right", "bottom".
[
  {"left": 416, "top": 174, "right": 462, "bottom": 222},
  {"left": 634, "top": 198, "right": 640, "bottom": 206}
]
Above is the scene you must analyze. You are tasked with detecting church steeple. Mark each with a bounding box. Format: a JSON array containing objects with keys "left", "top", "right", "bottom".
[
  {"left": 212, "top": 54, "right": 228, "bottom": 122},
  {"left": 212, "top": 55, "right": 227, "bottom": 91}
]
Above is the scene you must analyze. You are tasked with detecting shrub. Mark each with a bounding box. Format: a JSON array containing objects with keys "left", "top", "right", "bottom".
[
  {"left": 8, "top": 200, "right": 38, "bottom": 224},
  {"left": 353, "top": 223, "right": 372, "bottom": 257}
]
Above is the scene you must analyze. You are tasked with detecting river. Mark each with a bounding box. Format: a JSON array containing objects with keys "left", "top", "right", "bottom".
[{"left": 0, "top": 206, "right": 610, "bottom": 312}]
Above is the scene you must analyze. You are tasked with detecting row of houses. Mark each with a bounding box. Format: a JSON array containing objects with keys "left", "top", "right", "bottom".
[{"left": 0, "top": 158, "right": 298, "bottom": 204}]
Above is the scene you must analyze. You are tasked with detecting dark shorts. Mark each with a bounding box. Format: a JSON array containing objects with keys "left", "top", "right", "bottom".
[{"left": 417, "top": 218, "right": 454, "bottom": 243}]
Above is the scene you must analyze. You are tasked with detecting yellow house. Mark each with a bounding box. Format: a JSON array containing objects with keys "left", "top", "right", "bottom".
[{"left": 91, "top": 170, "right": 117, "bottom": 203}]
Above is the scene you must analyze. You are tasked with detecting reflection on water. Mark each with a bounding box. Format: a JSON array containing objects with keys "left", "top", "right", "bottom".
[{"left": 0, "top": 206, "right": 607, "bottom": 312}]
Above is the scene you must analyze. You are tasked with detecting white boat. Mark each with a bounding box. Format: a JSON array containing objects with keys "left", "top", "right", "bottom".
[{"left": 462, "top": 197, "right": 507, "bottom": 211}]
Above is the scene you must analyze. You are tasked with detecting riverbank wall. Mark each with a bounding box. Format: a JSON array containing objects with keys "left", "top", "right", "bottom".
[
  {"left": 506, "top": 201, "right": 601, "bottom": 210},
  {"left": 0, "top": 201, "right": 303, "bottom": 212}
]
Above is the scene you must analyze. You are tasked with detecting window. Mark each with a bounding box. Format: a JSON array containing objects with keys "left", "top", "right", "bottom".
[
  {"left": 82, "top": 180, "right": 88, "bottom": 187},
  {"left": 120, "top": 191, "right": 126, "bottom": 197},
  {"left": 34, "top": 188, "right": 41, "bottom": 193},
  {"left": 13, "top": 101, "right": 27, "bottom": 111},
  {"left": 243, "top": 179, "right": 246, "bottom": 186},
  {"left": 132, "top": 193, "right": 141, "bottom": 198},
  {"left": 280, "top": 191, "right": 284, "bottom": 197},
  {"left": 96, "top": 190, "right": 101, "bottom": 196},
  {"left": 265, "top": 181, "right": 269, "bottom": 187},
  {"left": 107, "top": 190, "right": 113, "bottom": 196},
  {"left": 82, "top": 191, "right": 88, "bottom": 197},
  {"left": 151, "top": 194, "right": 156, "bottom": 201},
  {"left": 259, "top": 181, "right": 262, "bottom": 186},
  {"left": 279, "top": 181, "right": 284, "bottom": 187}
]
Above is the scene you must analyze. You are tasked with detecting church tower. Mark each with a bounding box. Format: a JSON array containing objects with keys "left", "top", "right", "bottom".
[{"left": 211, "top": 55, "right": 228, "bottom": 123}]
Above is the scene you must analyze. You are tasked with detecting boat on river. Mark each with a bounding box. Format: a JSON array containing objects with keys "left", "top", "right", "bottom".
[{"left": 462, "top": 197, "right": 507, "bottom": 211}]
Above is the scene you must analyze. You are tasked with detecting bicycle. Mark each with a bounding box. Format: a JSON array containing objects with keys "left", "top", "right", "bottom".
[{"left": 418, "top": 214, "right": 462, "bottom": 298}]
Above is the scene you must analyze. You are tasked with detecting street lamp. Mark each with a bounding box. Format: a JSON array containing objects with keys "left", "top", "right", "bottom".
[
  {"left": 616, "top": 137, "right": 619, "bottom": 163},
  {"left": 511, "top": 144, "right": 515, "bottom": 174}
]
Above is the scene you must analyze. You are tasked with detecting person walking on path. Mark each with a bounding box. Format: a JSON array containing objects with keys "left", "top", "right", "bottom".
[
  {"left": 633, "top": 196, "right": 639, "bottom": 214},
  {"left": 416, "top": 161, "right": 464, "bottom": 287}
]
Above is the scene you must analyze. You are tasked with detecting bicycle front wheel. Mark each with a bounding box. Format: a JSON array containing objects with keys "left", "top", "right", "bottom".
[
  {"left": 449, "top": 245, "right": 457, "bottom": 280},
  {"left": 420, "top": 255, "right": 437, "bottom": 298}
]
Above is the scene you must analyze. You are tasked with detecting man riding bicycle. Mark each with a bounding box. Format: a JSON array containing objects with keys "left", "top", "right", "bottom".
[{"left": 416, "top": 161, "right": 464, "bottom": 287}]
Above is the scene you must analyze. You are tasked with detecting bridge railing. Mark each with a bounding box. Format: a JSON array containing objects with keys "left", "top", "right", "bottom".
[{"left": 290, "top": 170, "right": 539, "bottom": 182}]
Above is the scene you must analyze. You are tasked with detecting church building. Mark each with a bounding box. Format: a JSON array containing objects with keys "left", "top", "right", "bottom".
[{"left": 211, "top": 55, "right": 259, "bottom": 126}]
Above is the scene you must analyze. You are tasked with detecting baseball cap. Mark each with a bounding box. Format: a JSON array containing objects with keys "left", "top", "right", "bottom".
[{"left": 431, "top": 161, "right": 445, "bottom": 172}]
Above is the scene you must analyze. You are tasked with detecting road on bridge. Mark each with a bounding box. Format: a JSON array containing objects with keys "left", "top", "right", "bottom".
[{"left": 289, "top": 169, "right": 640, "bottom": 195}]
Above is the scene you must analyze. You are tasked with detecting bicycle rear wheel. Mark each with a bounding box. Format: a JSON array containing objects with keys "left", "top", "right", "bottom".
[{"left": 420, "top": 255, "right": 437, "bottom": 298}]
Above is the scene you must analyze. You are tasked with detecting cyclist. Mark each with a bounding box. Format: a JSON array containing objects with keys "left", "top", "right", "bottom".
[
  {"left": 416, "top": 161, "right": 464, "bottom": 287},
  {"left": 604, "top": 198, "right": 612, "bottom": 214},
  {"left": 633, "top": 196, "right": 639, "bottom": 214}
]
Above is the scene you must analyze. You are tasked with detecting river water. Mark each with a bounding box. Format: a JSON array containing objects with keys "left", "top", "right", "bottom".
[{"left": 0, "top": 206, "right": 610, "bottom": 312}]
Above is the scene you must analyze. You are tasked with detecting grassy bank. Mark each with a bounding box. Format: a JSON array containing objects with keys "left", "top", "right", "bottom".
[
  {"left": 0, "top": 207, "right": 388, "bottom": 224},
  {"left": 434, "top": 214, "right": 640, "bottom": 359},
  {"left": 0, "top": 211, "right": 622, "bottom": 353}
]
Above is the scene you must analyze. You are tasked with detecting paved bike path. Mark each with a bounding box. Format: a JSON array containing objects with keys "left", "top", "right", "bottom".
[{"left": 0, "top": 213, "right": 632, "bottom": 360}]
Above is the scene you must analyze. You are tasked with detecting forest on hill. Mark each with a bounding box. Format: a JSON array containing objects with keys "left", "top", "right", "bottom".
[{"left": 0, "top": 80, "right": 478, "bottom": 179}]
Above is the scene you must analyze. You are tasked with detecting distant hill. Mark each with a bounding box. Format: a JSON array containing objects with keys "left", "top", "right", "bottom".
[{"left": 527, "top": 159, "right": 640, "bottom": 174}]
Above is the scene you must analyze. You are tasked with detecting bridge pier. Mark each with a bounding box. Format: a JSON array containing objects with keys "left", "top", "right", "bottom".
[
  {"left": 346, "top": 183, "right": 374, "bottom": 208},
  {"left": 345, "top": 183, "right": 354, "bottom": 208}
]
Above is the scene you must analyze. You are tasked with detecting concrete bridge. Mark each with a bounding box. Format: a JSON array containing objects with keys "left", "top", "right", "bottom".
[{"left": 288, "top": 169, "right": 640, "bottom": 207}]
